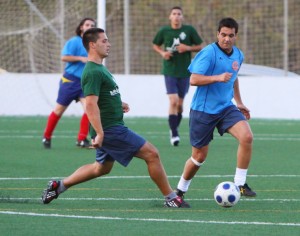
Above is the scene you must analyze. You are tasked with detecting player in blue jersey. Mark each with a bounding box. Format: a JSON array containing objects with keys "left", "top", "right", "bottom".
[
  {"left": 42, "top": 18, "right": 96, "bottom": 149},
  {"left": 175, "top": 18, "right": 256, "bottom": 203}
]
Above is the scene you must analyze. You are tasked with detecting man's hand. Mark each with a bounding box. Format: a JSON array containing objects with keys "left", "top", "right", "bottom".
[
  {"left": 176, "top": 43, "right": 191, "bottom": 53},
  {"left": 122, "top": 102, "right": 130, "bottom": 113},
  {"left": 237, "top": 104, "right": 251, "bottom": 120},
  {"left": 217, "top": 72, "right": 232, "bottom": 83},
  {"left": 92, "top": 133, "right": 104, "bottom": 148},
  {"left": 161, "top": 51, "right": 173, "bottom": 60}
]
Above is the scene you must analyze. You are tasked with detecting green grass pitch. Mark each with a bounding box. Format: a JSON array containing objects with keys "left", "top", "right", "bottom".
[{"left": 0, "top": 116, "right": 300, "bottom": 235}]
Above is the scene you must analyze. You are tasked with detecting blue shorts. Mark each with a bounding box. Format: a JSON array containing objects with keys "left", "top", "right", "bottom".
[
  {"left": 164, "top": 76, "right": 190, "bottom": 98},
  {"left": 95, "top": 126, "right": 146, "bottom": 167},
  {"left": 189, "top": 105, "right": 246, "bottom": 148},
  {"left": 56, "top": 73, "right": 84, "bottom": 106}
]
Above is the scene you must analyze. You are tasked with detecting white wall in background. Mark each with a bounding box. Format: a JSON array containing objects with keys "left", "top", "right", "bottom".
[{"left": 1, "top": 68, "right": 300, "bottom": 119}]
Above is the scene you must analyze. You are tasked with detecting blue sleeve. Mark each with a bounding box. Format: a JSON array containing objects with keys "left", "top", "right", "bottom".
[
  {"left": 61, "top": 37, "right": 78, "bottom": 56},
  {"left": 188, "top": 45, "right": 214, "bottom": 75}
]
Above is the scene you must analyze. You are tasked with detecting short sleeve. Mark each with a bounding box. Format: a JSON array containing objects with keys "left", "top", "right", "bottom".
[
  {"left": 152, "top": 27, "right": 165, "bottom": 46},
  {"left": 61, "top": 37, "right": 78, "bottom": 56},
  {"left": 82, "top": 70, "right": 102, "bottom": 97},
  {"left": 188, "top": 45, "right": 214, "bottom": 74}
]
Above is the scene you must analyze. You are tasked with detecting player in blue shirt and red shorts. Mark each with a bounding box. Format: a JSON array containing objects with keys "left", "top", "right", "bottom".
[
  {"left": 42, "top": 18, "right": 96, "bottom": 149},
  {"left": 175, "top": 18, "right": 256, "bottom": 203}
]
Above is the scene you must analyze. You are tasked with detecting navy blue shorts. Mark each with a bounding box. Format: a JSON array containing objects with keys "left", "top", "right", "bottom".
[
  {"left": 189, "top": 105, "right": 246, "bottom": 148},
  {"left": 95, "top": 126, "right": 146, "bottom": 167},
  {"left": 56, "top": 73, "right": 84, "bottom": 106},
  {"left": 164, "top": 76, "right": 190, "bottom": 98}
]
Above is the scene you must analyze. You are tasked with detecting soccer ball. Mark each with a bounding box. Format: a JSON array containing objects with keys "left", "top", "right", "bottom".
[{"left": 214, "top": 181, "right": 241, "bottom": 207}]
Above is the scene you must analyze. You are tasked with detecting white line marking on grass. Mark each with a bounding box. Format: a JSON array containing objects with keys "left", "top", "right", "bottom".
[
  {"left": 2, "top": 133, "right": 300, "bottom": 141},
  {"left": 2, "top": 197, "right": 300, "bottom": 202},
  {"left": 0, "top": 174, "right": 300, "bottom": 180},
  {"left": 0, "top": 211, "right": 299, "bottom": 227}
]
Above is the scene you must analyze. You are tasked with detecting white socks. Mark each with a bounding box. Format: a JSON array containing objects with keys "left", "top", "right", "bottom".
[
  {"left": 177, "top": 176, "right": 192, "bottom": 192},
  {"left": 177, "top": 168, "right": 248, "bottom": 192},
  {"left": 234, "top": 168, "right": 248, "bottom": 186}
]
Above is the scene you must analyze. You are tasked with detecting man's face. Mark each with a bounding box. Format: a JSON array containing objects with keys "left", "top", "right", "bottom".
[
  {"left": 169, "top": 9, "right": 183, "bottom": 25},
  {"left": 94, "top": 33, "right": 111, "bottom": 58},
  {"left": 217, "top": 27, "right": 237, "bottom": 53}
]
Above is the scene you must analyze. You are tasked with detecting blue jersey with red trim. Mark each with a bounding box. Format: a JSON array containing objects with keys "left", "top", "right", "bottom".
[{"left": 188, "top": 43, "right": 244, "bottom": 114}]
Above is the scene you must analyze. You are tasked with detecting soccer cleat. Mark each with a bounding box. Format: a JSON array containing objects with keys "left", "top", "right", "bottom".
[
  {"left": 239, "top": 183, "right": 256, "bottom": 197},
  {"left": 42, "top": 138, "right": 51, "bottom": 149},
  {"left": 164, "top": 196, "right": 190, "bottom": 208},
  {"left": 170, "top": 136, "right": 180, "bottom": 146},
  {"left": 175, "top": 189, "right": 186, "bottom": 199},
  {"left": 42, "top": 180, "right": 60, "bottom": 204},
  {"left": 76, "top": 139, "right": 93, "bottom": 148}
]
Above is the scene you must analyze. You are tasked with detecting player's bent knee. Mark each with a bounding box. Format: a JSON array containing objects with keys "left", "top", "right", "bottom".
[
  {"left": 94, "top": 162, "right": 112, "bottom": 176},
  {"left": 190, "top": 156, "right": 205, "bottom": 167},
  {"left": 241, "top": 133, "right": 253, "bottom": 144},
  {"left": 137, "top": 142, "right": 160, "bottom": 163},
  {"left": 145, "top": 142, "right": 160, "bottom": 158},
  {"left": 149, "top": 149, "right": 160, "bottom": 160}
]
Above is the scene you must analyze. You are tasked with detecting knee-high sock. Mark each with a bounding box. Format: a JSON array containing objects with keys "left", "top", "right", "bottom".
[
  {"left": 43, "top": 112, "right": 60, "bottom": 139},
  {"left": 177, "top": 112, "right": 182, "bottom": 128},
  {"left": 77, "top": 113, "right": 89, "bottom": 141},
  {"left": 168, "top": 114, "right": 178, "bottom": 137}
]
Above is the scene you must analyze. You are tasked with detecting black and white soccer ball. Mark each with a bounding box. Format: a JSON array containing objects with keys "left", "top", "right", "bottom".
[{"left": 214, "top": 181, "right": 241, "bottom": 207}]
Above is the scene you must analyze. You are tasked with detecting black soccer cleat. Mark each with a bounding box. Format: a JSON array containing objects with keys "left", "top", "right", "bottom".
[
  {"left": 239, "top": 183, "right": 256, "bottom": 197},
  {"left": 42, "top": 180, "right": 60, "bottom": 204},
  {"left": 42, "top": 138, "right": 51, "bottom": 149},
  {"left": 175, "top": 189, "right": 186, "bottom": 199},
  {"left": 164, "top": 196, "right": 190, "bottom": 208},
  {"left": 76, "top": 138, "right": 93, "bottom": 148}
]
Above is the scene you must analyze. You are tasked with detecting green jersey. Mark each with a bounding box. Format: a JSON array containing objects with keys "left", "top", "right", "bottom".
[
  {"left": 153, "top": 24, "right": 203, "bottom": 78},
  {"left": 81, "top": 62, "right": 124, "bottom": 137}
]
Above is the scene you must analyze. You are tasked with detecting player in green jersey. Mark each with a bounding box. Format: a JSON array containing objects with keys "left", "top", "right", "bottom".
[
  {"left": 153, "top": 6, "right": 203, "bottom": 146},
  {"left": 42, "top": 28, "right": 189, "bottom": 208}
]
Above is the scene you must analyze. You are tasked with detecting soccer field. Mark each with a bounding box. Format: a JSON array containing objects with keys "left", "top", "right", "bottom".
[{"left": 0, "top": 116, "right": 300, "bottom": 235}]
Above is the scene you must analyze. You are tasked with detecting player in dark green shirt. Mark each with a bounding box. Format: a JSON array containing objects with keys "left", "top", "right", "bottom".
[
  {"left": 42, "top": 27, "right": 190, "bottom": 208},
  {"left": 81, "top": 62, "right": 124, "bottom": 137},
  {"left": 153, "top": 6, "right": 203, "bottom": 146}
]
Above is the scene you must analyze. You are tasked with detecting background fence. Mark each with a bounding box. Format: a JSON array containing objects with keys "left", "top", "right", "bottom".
[{"left": 0, "top": 0, "right": 299, "bottom": 75}]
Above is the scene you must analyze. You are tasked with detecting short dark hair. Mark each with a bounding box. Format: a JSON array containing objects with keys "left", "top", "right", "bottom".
[
  {"left": 171, "top": 6, "right": 182, "bottom": 12},
  {"left": 82, "top": 28, "right": 105, "bottom": 51},
  {"left": 75, "top": 17, "right": 96, "bottom": 36},
  {"left": 218, "top": 17, "right": 239, "bottom": 34}
]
